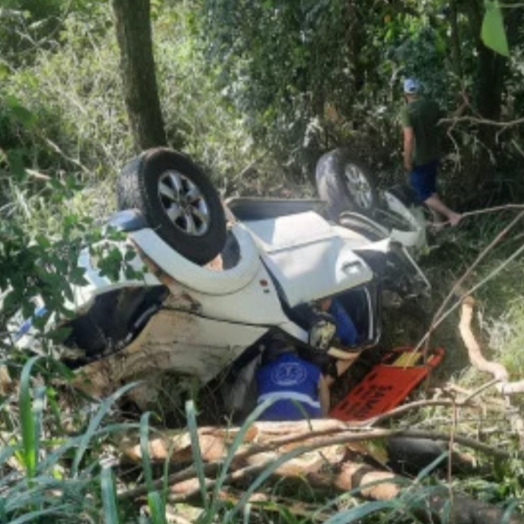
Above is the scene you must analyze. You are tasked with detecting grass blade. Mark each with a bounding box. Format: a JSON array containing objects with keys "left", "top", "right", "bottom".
[
  {"left": 414, "top": 450, "right": 448, "bottom": 482},
  {"left": 71, "top": 381, "right": 140, "bottom": 477},
  {"left": 212, "top": 396, "right": 280, "bottom": 519},
  {"left": 323, "top": 500, "right": 399, "bottom": 524},
  {"left": 310, "top": 477, "right": 410, "bottom": 521},
  {"left": 33, "top": 385, "right": 46, "bottom": 470},
  {"left": 40, "top": 422, "right": 140, "bottom": 473},
  {"left": 223, "top": 445, "right": 310, "bottom": 523},
  {"left": 148, "top": 491, "right": 168, "bottom": 524},
  {"left": 101, "top": 467, "right": 120, "bottom": 524},
  {"left": 5, "top": 479, "right": 93, "bottom": 518},
  {"left": 140, "top": 411, "right": 154, "bottom": 494},
  {"left": 19, "top": 356, "right": 40, "bottom": 479},
  {"left": 8, "top": 504, "right": 76, "bottom": 524},
  {"left": 185, "top": 400, "right": 209, "bottom": 510},
  {"left": 502, "top": 499, "right": 521, "bottom": 524}
]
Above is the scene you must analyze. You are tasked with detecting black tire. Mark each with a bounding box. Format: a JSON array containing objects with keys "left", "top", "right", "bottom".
[
  {"left": 386, "top": 437, "right": 447, "bottom": 476},
  {"left": 116, "top": 148, "right": 226, "bottom": 265},
  {"left": 316, "top": 148, "right": 378, "bottom": 221}
]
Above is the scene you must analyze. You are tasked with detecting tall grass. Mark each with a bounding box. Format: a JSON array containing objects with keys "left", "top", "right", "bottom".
[
  {"left": 1, "top": 352, "right": 523, "bottom": 524},
  {"left": 0, "top": 355, "right": 141, "bottom": 522}
]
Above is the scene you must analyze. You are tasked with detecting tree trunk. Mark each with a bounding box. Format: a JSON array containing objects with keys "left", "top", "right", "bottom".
[
  {"left": 112, "top": 0, "right": 167, "bottom": 151},
  {"left": 448, "top": 0, "right": 463, "bottom": 80},
  {"left": 460, "top": 0, "right": 507, "bottom": 191}
]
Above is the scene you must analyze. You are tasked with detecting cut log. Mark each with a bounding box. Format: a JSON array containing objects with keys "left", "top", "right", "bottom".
[
  {"left": 119, "top": 421, "right": 524, "bottom": 524},
  {"left": 119, "top": 419, "right": 524, "bottom": 524}
]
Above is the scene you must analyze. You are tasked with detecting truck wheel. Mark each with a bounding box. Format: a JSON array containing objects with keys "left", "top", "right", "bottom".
[
  {"left": 116, "top": 148, "right": 226, "bottom": 265},
  {"left": 316, "top": 148, "right": 378, "bottom": 220}
]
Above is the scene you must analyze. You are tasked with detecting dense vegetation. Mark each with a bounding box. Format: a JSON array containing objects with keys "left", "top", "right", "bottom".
[{"left": 1, "top": 0, "right": 524, "bottom": 522}]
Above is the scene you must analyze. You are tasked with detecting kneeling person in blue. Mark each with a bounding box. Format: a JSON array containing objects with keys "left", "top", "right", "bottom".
[{"left": 256, "top": 343, "right": 330, "bottom": 421}]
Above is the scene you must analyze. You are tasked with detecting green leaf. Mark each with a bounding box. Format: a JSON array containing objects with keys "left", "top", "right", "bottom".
[{"left": 481, "top": 1, "right": 509, "bottom": 57}]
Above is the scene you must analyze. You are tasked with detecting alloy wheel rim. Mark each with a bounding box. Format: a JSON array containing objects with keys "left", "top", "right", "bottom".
[
  {"left": 158, "top": 170, "right": 210, "bottom": 236},
  {"left": 343, "top": 164, "right": 373, "bottom": 209}
]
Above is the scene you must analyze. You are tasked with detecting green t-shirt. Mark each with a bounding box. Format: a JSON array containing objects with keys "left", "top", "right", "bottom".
[{"left": 400, "top": 98, "right": 442, "bottom": 167}]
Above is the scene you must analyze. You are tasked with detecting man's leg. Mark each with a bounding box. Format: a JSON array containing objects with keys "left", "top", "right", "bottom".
[
  {"left": 324, "top": 353, "right": 360, "bottom": 388},
  {"left": 410, "top": 161, "right": 461, "bottom": 227},
  {"left": 428, "top": 208, "right": 446, "bottom": 230},
  {"left": 425, "top": 194, "right": 462, "bottom": 226}
]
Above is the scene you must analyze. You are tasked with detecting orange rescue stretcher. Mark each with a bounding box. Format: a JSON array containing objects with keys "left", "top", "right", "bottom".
[{"left": 330, "top": 347, "right": 445, "bottom": 422}]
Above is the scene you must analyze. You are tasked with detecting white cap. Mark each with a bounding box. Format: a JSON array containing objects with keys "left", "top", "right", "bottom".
[{"left": 403, "top": 78, "right": 420, "bottom": 94}]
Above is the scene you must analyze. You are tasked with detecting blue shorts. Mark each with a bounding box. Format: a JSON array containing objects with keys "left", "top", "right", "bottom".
[{"left": 409, "top": 160, "right": 438, "bottom": 203}]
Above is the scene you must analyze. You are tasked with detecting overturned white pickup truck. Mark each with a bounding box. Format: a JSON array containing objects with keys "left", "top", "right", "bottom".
[{"left": 13, "top": 148, "right": 430, "bottom": 400}]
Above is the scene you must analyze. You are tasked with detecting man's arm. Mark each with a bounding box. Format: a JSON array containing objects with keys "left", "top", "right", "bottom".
[
  {"left": 318, "top": 375, "right": 330, "bottom": 417},
  {"left": 331, "top": 299, "right": 358, "bottom": 347},
  {"left": 403, "top": 127, "right": 414, "bottom": 172}
]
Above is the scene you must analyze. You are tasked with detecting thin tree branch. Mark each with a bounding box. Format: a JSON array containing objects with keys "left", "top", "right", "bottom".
[
  {"left": 440, "top": 115, "right": 524, "bottom": 128},
  {"left": 421, "top": 210, "right": 524, "bottom": 358},
  {"left": 415, "top": 241, "right": 524, "bottom": 352}
]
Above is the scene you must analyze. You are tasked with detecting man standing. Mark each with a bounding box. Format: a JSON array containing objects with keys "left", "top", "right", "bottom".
[{"left": 401, "top": 78, "right": 461, "bottom": 227}]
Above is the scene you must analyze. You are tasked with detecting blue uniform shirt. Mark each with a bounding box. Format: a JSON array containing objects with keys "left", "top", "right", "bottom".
[
  {"left": 329, "top": 299, "right": 358, "bottom": 347},
  {"left": 256, "top": 353, "right": 322, "bottom": 421}
]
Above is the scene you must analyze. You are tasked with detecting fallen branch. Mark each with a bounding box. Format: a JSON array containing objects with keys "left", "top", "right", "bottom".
[
  {"left": 121, "top": 426, "right": 513, "bottom": 466},
  {"left": 459, "top": 297, "right": 508, "bottom": 381},
  {"left": 459, "top": 297, "right": 524, "bottom": 396},
  {"left": 118, "top": 422, "right": 514, "bottom": 501},
  {"left": 459, "top": 296, "right": 524, "bottom": 447},
  {"left": 119, "top": 422, "right": 524, "bottom": 524}
]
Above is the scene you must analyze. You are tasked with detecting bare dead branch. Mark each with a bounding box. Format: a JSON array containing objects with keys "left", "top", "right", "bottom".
[
  {"left": 440, "top": 115, "right": 524, "bottom": 128},
  {"left": 459, "top": 297, "right": 509, "bottom": 381},
  {"left": 459, "top": 296, "right": 524, "bottom": 447}
]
